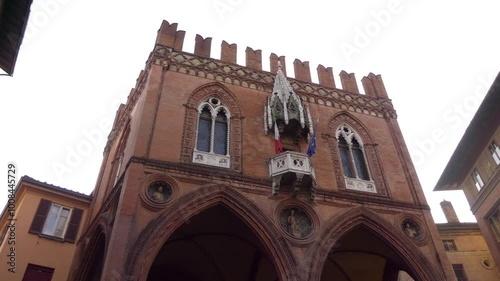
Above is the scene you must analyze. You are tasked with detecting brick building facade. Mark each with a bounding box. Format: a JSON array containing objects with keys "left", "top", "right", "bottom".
[{"left": 68, "top": 20, "right": 458, "bottom": 281}]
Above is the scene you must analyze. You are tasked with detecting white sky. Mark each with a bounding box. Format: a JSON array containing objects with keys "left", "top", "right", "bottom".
[{"left": 1, "top": 0, "right": 499, "bottom": 223}]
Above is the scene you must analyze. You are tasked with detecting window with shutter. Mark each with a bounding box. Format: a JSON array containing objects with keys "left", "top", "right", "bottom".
[
  {"left": 22, "top": 264, "right": 54, "bottom": 281},
  {"left": 29, "top": 199, "right": 83, "bottom": 243},
  {"left": 65, "top": 208, "right": 83, "bottom": 243},
  {"left": 41, "top": 204, "right": 71, "bottom": 238},
  {"left": 452, "top": 264, "right": 468, "bottom": 281},
  {"left": 0, "top": 224, "right": 8, "bottom": 246},
  {"left": 29, "top": 199, "right": 52, "bottom": 235}
]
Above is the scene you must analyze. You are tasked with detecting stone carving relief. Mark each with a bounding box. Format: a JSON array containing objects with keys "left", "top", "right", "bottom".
[
  {"left": 181, "top": 83, "right": 243, "bottom": 171},
  {"left": 140, "top": 174, "right": 179, "bottom": 211},
  {"left": 402, "top": 219, "right": 421, "bottom": 239},
  {"left": 147, "top": 181, "right": 172, "bottom": 203},
  {"left": 326, "top": 113, "right": 389, "bottom": 198},
  {"left": 279, "top": 206, "right": 313, "bottom": 239}
]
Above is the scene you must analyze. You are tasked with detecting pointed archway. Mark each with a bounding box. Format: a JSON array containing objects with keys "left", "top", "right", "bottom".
[
  {"left": 306, "top": 207, "right": 444, "bottom": 281},
  {"left": 125, "top": 184, "right": 299, "bottom": 281},
  {"left": 147, "top": 205, "right": 278, "bottom": 280},
  {"left": 68, "top": 224, "right": 107, "bottom": 281}
]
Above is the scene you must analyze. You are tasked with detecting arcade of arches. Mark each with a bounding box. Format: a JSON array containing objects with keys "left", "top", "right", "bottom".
[{"left": 142, "top": 204, "right": 419, "bottom": 281}]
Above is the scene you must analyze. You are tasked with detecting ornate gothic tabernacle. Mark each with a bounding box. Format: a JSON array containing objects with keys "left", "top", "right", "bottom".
[
  {"left": 266, "top": 63, "right": 316, "bottom": 199},
  {"left": 264, "top": 62, "right": 313, "bottom": 142}
]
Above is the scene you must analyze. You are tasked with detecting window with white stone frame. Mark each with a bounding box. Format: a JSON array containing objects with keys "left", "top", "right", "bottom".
[
  {"left": 471, "top": 169, "right": 484, "bottom": 191},
  {"left": 489, "top": 141, "right": 500, "bottom": 165},
  {"left": 192, "top": 97, "right": 230, "bottom": 168},
  {"left": 336, "top": 125, "right": 376, "bottom": 193}
]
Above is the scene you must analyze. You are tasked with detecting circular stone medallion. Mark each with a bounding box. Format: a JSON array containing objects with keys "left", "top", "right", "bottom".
[
  {"left": 147, "top": 181, "right": 172, "bottom": 203},
  {"left": 279, "top": 207, "right": 313, "bottom": 239},
  {"left": 401, "top": 219, "right": 421, "bottom": 239}
]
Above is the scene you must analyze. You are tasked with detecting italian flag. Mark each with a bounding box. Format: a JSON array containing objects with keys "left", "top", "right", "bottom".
[{"left": 273, "top": 113, "right": 283, "bottom": 154}]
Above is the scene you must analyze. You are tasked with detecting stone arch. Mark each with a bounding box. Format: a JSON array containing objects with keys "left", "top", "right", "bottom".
[
  {"left": 328, "top": 112, "right": 375, "bottom": 143},
  {"left": 70, "top": 221, "right": 108, "bottom": 281},
  {"left": 305, "top": 207, "right": 444, "bottom": 281},
  {"left": 124, "top": 184, "right": 300, "bottom": 281},
  {"left": 180, "top": 82, "right": 244, "bottom": 171},
  {"left": 326, "top": 111, "right": 389, "bottom": 197}
]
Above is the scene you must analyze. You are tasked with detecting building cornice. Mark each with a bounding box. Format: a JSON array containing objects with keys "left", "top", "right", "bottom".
[
  {"left": 434, "top": 72, "right": 500, "bottom": 191},
  {"left": 154, "top": 46, "right": 397, "bottom": 119},
  {"left": 130, "top": 156, "right": 429, "bottom": 212},
  {"left": 19, "top": 176, "right": 92, "bottom": 201},
  {"left": 436, "top": 222, "right": 481, "bottom": 234}
]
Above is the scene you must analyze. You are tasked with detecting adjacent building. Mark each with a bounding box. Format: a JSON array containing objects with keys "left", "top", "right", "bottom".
[
  {"left": 0, "top": 0, "right": 33, "bottom": 75},
  {"left": 66, "top": 20, "right": 460, "bottom": 281},
  {"left": 0, "top": 176, "right": 91, "bottom": 281},
  {"left": 437, "top": 200, "right": 499, "bottom": 280},
  {"left": 434, "top": 73, "right": 500, "bottom": 270}
]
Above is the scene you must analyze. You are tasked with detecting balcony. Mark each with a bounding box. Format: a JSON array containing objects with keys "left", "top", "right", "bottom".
[{"left": 268, "top": 151, "right": 316, "bottom": 199}]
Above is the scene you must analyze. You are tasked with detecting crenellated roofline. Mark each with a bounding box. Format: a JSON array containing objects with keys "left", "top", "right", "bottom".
[{"left": 104, "top": 20, "right": 398, "bottom": 152}]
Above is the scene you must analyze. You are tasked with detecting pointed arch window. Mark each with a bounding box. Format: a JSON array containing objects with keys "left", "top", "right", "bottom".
[
  {"left": 336, "top": 125, "right": 375, "bottom": 193},
  {"left": 351, "top": 138, "right": 370, "bottom": 180},
  {"left": 193, "top": 97, "right": 230, "bottom": 168},
  {"left": 336, "top": 125, "right": 370, "bottom": 180},
  {"left": 214, "top": 111, "right": 228, "bottom": 155},
  {"left": 338, "top": 135, "right": 354, "bottom": 178},
  {"left": 196, "top": 108, "right": 212, "bottom": 152}
]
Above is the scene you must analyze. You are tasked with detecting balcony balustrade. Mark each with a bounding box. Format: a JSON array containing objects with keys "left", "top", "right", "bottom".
[{"left": 268, "top": 151, "right": 316, "bottom": 199}]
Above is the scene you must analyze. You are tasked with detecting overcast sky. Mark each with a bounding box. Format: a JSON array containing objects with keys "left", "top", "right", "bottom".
[{"left": 1, "top": 0, "right": 499, "bottom": 223}]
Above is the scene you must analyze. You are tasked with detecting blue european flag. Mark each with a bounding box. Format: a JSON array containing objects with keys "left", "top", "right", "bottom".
[{"left": 307, "top": 129, "right": 316, "bottom": 157}]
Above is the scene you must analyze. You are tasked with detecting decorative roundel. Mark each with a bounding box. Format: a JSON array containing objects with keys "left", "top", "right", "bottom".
[
  {"left": 146, "top": 181, "right": 172, "bottom": 203},
  {"left": 279, "top": 206, "right": 313, "bottom": 239},
  {"left": 209, "top": 97, "right": 221, "bottom": 106},
  {"left": 481, "top": 258, "right": 494, "bottom": 270},
  {"left": 401, "top": 219, "right": 421, "bottom": 239}
]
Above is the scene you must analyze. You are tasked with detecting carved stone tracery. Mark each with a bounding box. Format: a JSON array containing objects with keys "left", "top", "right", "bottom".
[
  {"left": 264, "top": 63, "right": 313, "bottom": 144},
  {"left": 181, "top": 83, "right": 243, "bottom": 171},
  {"left": 327, "top": 113, "right": 389, "bottom": 197},
  {"left": 192, "top": 97, "right": 231, "bottom": 168}
]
